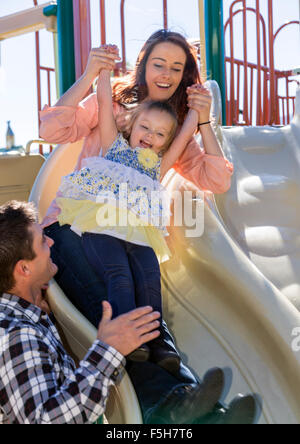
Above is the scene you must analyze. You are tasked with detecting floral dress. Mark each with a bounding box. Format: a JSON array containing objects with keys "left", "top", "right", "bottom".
[{"left": 57, "top": 133, "right": 171, "bottom": 262}]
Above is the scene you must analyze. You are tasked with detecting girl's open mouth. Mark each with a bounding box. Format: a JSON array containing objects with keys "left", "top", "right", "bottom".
[{"left": 140, "top": 140, "right": 152, "bottom": 149}]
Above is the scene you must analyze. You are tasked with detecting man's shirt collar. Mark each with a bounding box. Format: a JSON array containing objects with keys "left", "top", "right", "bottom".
[{"left": 0, "top": 293, "right": 46, "bottom": 324}]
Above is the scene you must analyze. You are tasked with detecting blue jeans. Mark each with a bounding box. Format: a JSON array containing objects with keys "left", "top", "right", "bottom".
[
  {"left": 44, "top": 223, "right": 198, "bottom": 422},
  {"left": 82, "top": 233, "right": 162, "bottom": 318}
]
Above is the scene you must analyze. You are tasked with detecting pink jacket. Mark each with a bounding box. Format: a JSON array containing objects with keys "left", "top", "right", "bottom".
[{"left": 39, "top": 93, "right": 233, "bottom": 228}]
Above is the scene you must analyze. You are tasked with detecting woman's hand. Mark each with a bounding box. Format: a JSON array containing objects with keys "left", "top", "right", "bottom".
[
  {"left": 187, "top": 84, "right": 212, "bottom": 124},
  {"left": 84, "top": 45, "right": 120, "bottom": 81},
  {"left": 187, "top": 84, "right": 224, "bottom": 158}
]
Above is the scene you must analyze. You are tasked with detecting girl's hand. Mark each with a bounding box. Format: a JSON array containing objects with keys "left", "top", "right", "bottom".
[
  {"left": 187, "top": 84, "right": 212, "bottom": 124},
  {"left": 84, "top": 45, "right": 120, "bottom": 80}
]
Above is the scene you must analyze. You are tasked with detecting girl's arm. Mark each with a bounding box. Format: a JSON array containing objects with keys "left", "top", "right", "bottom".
[
  {"left": 97, "top": 46, "right": 120, "bottom": 154},
  {"left": 160, "top": 109, "right": 198, "bottom": 179}
]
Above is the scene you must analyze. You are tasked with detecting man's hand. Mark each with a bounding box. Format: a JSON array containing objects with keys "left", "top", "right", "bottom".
[{"left": 97, "top": 301, "right": 161, "bottom": 356}]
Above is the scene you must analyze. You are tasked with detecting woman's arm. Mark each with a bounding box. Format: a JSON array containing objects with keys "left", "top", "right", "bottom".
[
  {"left": 97, "top": 46, "right": 120, "bottom": 154},
  {"left": 160, "top": 109, "right": 198, "bottom": 179},
  {"left": 172, "top": 84, "right": 233, "bottom": 194},
  {"left": 39, "top": 47, "right": 120, "bottom": 144},
  {"left": 55, "top": 47, "right": 119, "bottom": 107},
  {"left": 187, "top": 84, "right": 224, "bottom": 158}
]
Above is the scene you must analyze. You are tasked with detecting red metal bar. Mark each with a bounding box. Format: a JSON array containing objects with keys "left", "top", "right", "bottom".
[
  {"left": 34, "top": 30, "right": 43, "bottom": 154},
  {"left": 262, "top": 18, "right": 269, "bottom": 126},
  {"left": 33, "top": 0, "right": 42, "bottom": 153},
  {"left": 225, "top": 58, "right": 274, "bottom": 74},
  {"left": 256, "top": 0, "right": 262, "bottom": 125},
  {"left": 73, "top": 0, "right": 91, "bottom": 80},
  {"left": 237, "top": 63, "right": 240, "bottom": 121},
  {"left": 292, "top": 97, "right": 295, "bottom": 116},
  {"left": 281, "top": 98, "right": 285, "bottom": 125},
  {"left": 268, "top": 0, "right": 276, "bottom": 124},
  {"left": 242, "top": 0, "right": 249, "bottom": 125},
  {"left": 163, "top": 0, "right": 168, "bottom": 29},
  {"left": 250, "top": 66, "right": 254, "bottom": 125},
  {"left": 286, "top": 76, "right": 290, "bottom": 124},
  {"left": 40, "top": 66, "right": 55, "bottom": 102},
  {"left": 120, "top": 0, "right": 127, "bottom": 74},
  {"left": 34, "top": 30, "right": 41, "bottom": 120},
  {"left": 100, "top": 0, "right": 106, "bottom": 44},
  {"left": 47, "top": 69, "right": 51, "bottom": 105},
  {"left": 274, "top": 21, "right": 300, "bottom": 41},
  {"left": 228, "top": 1, "right": 238, "bottom": 124}
]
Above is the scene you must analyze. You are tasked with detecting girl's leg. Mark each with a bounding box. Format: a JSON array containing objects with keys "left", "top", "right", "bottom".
[
  {"left": 126, "top": 242, "right": 181, "bottom": 373},
  {"left": 44, "top": 223, "right": 106, "bottom": 327},
  {"left": 125, "top": 243, "right": 162, "bottom": 314},
  {"left": 82, "top": 233, "right": 136, "bottom": 318}
]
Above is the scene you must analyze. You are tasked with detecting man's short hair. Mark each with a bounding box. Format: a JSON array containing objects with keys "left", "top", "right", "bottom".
[{"left": 0, "top": 201, "right": 38, "bottom": 295}]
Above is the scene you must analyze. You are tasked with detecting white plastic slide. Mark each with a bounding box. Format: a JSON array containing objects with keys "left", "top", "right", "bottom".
[{"left": 29, "top": 89, "right": 300, "bottom": 424}]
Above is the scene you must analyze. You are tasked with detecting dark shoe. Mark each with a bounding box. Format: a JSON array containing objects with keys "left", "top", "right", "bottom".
[
  {"left": 220, "top": 394, "right": 258, "bottom": 424},
  {"left": 150, "top": 346, "right": 181, "bottom": 374},
  {"left": 147, "top": 367, "right": 225, "bottom": 424},
  {"left": 195, "top": 368, "right": 225, "bottom": 418},
  {"left": 127, "top": 344, "right": 150, "bottom": 362},
  {"left": 149, "top": 327, "right": 182, "bottom": 374}
]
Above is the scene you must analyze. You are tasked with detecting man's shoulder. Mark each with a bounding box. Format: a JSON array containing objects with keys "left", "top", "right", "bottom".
[{"left": 0, "top": 311, "right": 47, "bottom": 355}]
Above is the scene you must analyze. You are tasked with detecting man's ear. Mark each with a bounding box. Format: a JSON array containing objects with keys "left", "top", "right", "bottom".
[{"left": 14, "top": 260, "right": 31, "bottom": 278}]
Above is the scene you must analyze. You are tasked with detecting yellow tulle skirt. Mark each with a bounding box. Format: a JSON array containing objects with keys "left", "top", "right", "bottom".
[{"left": 56, "top": 197, "right": 171, "bottom": 263}]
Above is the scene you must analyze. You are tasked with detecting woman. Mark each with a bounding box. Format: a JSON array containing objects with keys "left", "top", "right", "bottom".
[
  {"left": 41, "top": 29, "right": 233, "bottom": 318},
  {"left": 41, "top": 30, "right": 256, "bottom": 424}
]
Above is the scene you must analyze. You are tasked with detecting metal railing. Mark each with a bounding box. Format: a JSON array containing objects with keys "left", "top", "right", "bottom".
[
  {"left": 224, "top": 0, "right": 299, "bottom": 126},
  {"left": 33, "top": 0, "right": 55, "bottom": 154}
]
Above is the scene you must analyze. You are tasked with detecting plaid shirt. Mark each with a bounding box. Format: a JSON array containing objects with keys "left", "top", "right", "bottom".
[{"left": 0, "top": 293, "right": 126, "bottom": 424}]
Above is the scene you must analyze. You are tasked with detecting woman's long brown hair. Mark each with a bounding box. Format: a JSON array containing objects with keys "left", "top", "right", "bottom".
[{"left": 112, "top": 29, "right": 201, "bottom": 126}]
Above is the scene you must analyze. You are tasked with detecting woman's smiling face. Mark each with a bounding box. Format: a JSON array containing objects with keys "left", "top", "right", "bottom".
[{"left": 145, "top": 42, "right": 187, "bottom": 101}]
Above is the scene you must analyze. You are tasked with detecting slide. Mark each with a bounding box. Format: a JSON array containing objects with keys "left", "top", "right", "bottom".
[{"left": 29, "top": 88, "right": 300, "bottom": 424}]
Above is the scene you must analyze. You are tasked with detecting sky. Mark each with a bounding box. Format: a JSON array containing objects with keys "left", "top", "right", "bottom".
[{"left": 0, "top": 0, "right": 299, "bottom": 148}]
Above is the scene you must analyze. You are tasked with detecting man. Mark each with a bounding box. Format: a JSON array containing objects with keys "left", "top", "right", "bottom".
[
  {"left": 0, "top": 201, "right": 162, "bottom": 424},
  {"left": 0, "top": 201, "right": 258, "bottom": 424}
]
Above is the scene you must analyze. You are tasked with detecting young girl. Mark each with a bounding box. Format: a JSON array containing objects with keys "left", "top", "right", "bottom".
[{"left": 56, "top": 45, "right": 199, "bottom": 372}]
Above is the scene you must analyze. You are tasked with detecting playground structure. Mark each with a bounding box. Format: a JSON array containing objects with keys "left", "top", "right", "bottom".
[
  {"left": 0, "top": 0, "right": 300, "bottom": 424},
  {"left": 1, "top": 0, "right": 299, "bottom": 140}
]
